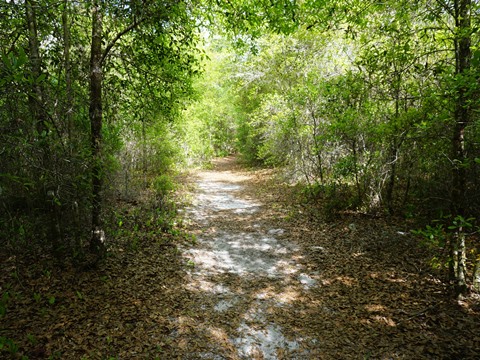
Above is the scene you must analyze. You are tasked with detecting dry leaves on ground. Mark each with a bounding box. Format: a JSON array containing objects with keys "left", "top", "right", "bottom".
[{"left": 1, "top": 156, "right": 479, "bottom": 359}]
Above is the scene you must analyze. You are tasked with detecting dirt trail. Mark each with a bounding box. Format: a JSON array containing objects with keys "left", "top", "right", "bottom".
[
  {"left": 178, "top": 156, "right": 318, "bottom": 358},
  {"left": 176, "top": 156, "right": 480, "bottom": 359}
]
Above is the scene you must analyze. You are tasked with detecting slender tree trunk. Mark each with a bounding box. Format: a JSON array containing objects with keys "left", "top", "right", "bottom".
[
  {"left": 451, "top": 0, "right": 471, "bottom": 296},
  {"left": 351, "top": 139, "right": 361, "bottom": 202},
  {"left": 86, "top": 1, "right": 143, "bottom": 255},
  {"left": 452, "top": 0, "right": 471, "bottom": 215},
  {"left": 310, "top": 108, "right": 324, "bottom": 185},
  {"left": 62, "top": 0, "right": 73, "bottom": 141},
  {"left": 89, "top": 0, "right": 105, "bottom": 254},
  {"left": 142, "top": 115, "right": 147, "bottom": 188},
  {"left": 473, "top": 260, "right": 480, "bottom": 292},
  {"left": 385, "top": 144, "right": 398, "bottom": 215},
  {"left": 386, "top": 73, "right": 402, "bottom": 215},
  {"left": 25, "top": 0, "right": 47, "bottom": 141},
  {"left": 456, "top": 230, "right": 467, "bottom": 294}
]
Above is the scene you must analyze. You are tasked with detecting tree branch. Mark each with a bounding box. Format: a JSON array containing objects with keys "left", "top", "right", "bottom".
[{"left": 101, "top": 17, "right": 145, "bottom": 65}]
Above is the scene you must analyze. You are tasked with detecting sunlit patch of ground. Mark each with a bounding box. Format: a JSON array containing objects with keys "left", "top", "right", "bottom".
[
  {"left": 178, "top": 156, "right": 318, "bottom": 359},
  {"left": 177, "top": 155, "right": 480, "bottom": 359}
]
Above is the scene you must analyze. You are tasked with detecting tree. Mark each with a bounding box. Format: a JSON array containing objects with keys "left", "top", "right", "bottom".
[
  {"left": 450, "top": 0, "right": 473, "bottom": 295},
  {"left": 1, "top": 0, "right": 202, "bottom": 260},
  {"left": 86, "top": 0, "right": 201, "bottom": 255},
  {"left": 89, "top": 0, "right": 104, "bottom": 254}
]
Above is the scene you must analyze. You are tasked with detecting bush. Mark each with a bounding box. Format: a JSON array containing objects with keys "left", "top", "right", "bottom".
[{"left": 152, "top": 175, "right": 175, "bottom": 201}]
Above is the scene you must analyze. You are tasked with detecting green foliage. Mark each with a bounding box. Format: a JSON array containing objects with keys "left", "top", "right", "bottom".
[
  {"left": 178, "top": 36, "right": 241, "bottom": 165},
  {"left": 0, "top": 0, "right": 203, "bottom": 262},
  {"left": 447, "top": 215, "right": 475, "bottom": 232},
  {"left": 412, "top": 224, "right": 447, "bottom": 248},
  {"left": 33, "top": 293, "right": 42, "bottom": 303},
  {"left": 212, "top": 0, "right": 480, "bottom": 219},
  {"left": 0, "top": 336, "right": 20, "bottom": 357},
  {"left": 153, "top": 175, "right": 175, "bottom": 200},
  {"left": 0, "top": 291, "right": 9, "bottom": 318},
  {"left": 413, "top": 215, "right": 478, "bottom": 277}
]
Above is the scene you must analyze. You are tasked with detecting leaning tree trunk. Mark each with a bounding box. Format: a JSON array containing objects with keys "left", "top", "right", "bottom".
[
  {"left": 451, "top": 0, "right": 471, "bottom": 296},
  {"left": 89, "top": 0, "right": 106, "bottom": 255}
]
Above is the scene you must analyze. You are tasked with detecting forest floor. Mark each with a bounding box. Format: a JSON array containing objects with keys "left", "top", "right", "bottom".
[{"left": 1, "top": 156, "right": 480, "bottom": 359}]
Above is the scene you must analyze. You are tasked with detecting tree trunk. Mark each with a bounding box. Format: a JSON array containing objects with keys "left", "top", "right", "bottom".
[
  {"left": 451, "top": 0, "right": 471, "bottom": 296},
  {"left": 386, "top": 72, "right": 402, "bottom": 215},
  {"left": 310, "top": 108, "right": 325, "bottom": 185},
  {"left": 25, "top": 0, "right": 47, "bottom": 143},
  {"left": 89, "top": 0, "right": 105, "bottom": 255},
  {"left": 62, "top": 0, "right": 73, "bottom": 141},
  {"left": 473, "top": 259, "right": 480, "bottom": 292},
  {"left": 455, "top": 229, "right": 467, "bottom": 295},
  {"left": 385, "top": 144, "right": 398, "bottom": 215}
]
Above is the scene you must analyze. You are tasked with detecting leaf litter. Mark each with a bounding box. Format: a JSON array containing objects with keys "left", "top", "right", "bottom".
[{"left": 1, "top": 155, "right": 479, "bottom": 359}]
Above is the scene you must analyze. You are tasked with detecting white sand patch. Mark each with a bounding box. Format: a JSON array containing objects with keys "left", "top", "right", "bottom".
[
  {"left": 298, "top": 273, "right": 317, "bottom": 289},
  {"left": 233, "top": 322, "right": 301, "bottom": 359},
  {"left": 182, "top": 164, "right": 318, "bottom": 358}
]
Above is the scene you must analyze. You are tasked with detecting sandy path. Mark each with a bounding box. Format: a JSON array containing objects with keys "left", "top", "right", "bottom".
[{"left": 179, "top": 156, "right": 319, "bottom": 359}]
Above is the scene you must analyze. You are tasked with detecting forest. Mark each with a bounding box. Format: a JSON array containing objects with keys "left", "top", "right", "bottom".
[{"left": 1, "top": 0, "right": 480, "bottom": 358}]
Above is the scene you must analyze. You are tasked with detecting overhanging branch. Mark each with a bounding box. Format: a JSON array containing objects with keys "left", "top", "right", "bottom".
[{"left": 101, "top": 17, "right": 145, "bottom": 65}]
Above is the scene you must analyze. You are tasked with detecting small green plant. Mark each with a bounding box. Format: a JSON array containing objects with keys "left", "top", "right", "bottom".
[
  {"left": 301, "top": 182, "right": 323, "bottom": 200},
  {"left": 130, "top": 236, "right": 139, "bottom": 251},
  {"left": 48, "top": 296, "right": 56, "bottom": 305},
  {"left": 153, "top": 174, "right": 175, "bottom": 200},
  {"left": 48, "top": 350, "right": 62, "bottom": 359},
  {"left": 168, "top": 228, "right": 180, "bottom": 236},
  {"left": 40, "top": 307, "right": 48, "bottom": 317},
  {"left": 11, "top": 271, "right": 19, "bottom": 281},
  {"left": 33, "top": 293, "right": 42, "bottom": 303},
  {"left": 0, "top": 336, "right": 19, "bottom": 356},
  {"left": 27, "top": 333, "right": 37, "bottom": 345},
  {"left": 448, "top": 215, "right": 475, "bottom": 232},
  {"left": 413, "top": 216, "right": 478, "bottom": 278},
  {"left": 0, "top": 291, "right": 9, "bottom": 317},
  {"left": 412, "top": 223, "right": 446, "bottom": 248}
]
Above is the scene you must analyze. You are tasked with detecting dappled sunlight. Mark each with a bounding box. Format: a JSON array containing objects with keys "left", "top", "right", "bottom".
[
  {"left": 175, "top": 157, "right": 478, "bottom": 359},
  {"left": 271, "top": 286, "right": 302, "bottom": 304},
  {"left": 233, "top": 321, "right": 303, "bottom": 359},
  {"left": 365, "top": 304, "right": 388, "bottom": 312},
  {"left": 185, "top": 278, "right": 231, "bottom": 295},
  {"left": 208, "top": 326, "right": 234, "bottom": 347},
  {"left": 372, "top": 315, "right": 396, "bottom": 327},
  {"left": 181, "top": 158, "right": 320, "bottom": 358},
  {"left": 335, "top": 275, "right": 357, "bottom": 286},
  {"left": 185, "top": 231, "right": 300, "bottom": 277}
]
